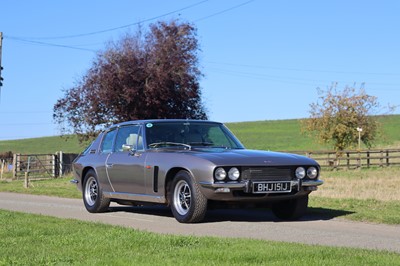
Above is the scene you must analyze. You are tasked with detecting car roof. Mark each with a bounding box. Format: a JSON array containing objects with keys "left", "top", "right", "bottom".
[{"left": 108, "top": 119, "right": 222, "bottom": 130}]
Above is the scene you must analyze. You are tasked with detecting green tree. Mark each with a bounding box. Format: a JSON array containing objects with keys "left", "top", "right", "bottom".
[
  {"left": 302, "top": 83, "right": 380, "bottom": 151},
  {"left": 53, "top": 20, "right": 207, "bottom": 142}
]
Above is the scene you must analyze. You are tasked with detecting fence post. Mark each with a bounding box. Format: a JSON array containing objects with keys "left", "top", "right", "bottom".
[
  {"left": 0, "top": 159, "right": 4, "bottom": 180},
  {"left": 24, "top": 172, "right": 29, "bottom": 188},
  {"left": 12, "top": 153, "right": 17, "bottom": 179},
  {"left": 386, "top": 150, "right": 389, "bottom": 166},
  {"left": 367, "top": 151, "right": 370, "bottom": 168},
  {"left": 24, "top": 156, "right": 31, "bottom": 188},
  {"left": 59, "top": 151, "right": 63, "bottom": 177},
  {"left": 52, "top": 154, "right": 56, "bottom": 178}
]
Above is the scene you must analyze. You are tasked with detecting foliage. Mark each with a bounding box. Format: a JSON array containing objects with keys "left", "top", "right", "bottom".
[
  {"left": 53, "top": 20, "right": 207, "bottom": 142},
  {"left": 302, "top": 83, "right": 382, "bottom": 151},
  {"left": 0, "top": 151, "right": 12, "bottom": 160},
  {"left": 1, "top": 210, "right": 399, "bottom": 265}
]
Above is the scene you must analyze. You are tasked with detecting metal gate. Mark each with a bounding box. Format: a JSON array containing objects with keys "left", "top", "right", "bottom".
[{"left": 13, "top": 154, "right": 59, "bottom": 179}]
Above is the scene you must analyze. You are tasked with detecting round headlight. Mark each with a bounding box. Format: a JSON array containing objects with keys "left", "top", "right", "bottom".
[
  {"left": 214, "top": 167, "right": 227, "bottom": 181},
  {"left": 307, "top": 167, "right": 318, "bottom": 179},
  {"left": 295, "top": 167, "right": 306, "bottom": 179},
  {"left": 228, "top": 167, "right": 240, "bottom": 181}
]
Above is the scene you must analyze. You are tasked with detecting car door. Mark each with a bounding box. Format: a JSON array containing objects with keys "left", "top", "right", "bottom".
[{"left": 105, "top": 124, "right": 147, "bottom": 194}]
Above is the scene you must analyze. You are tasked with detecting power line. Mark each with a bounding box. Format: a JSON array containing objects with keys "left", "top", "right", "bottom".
[
  {"left": 6, "top": 0, "right": 209, "bottom": 41},
  {"left": 6, "top": 37, "right": 96, "bottom": 52},
  {"left": 195, "top": 0, "right": 255, "bottom": 22},
  {"left": 4, "top": 1, "right": 256, "bottom": 52},
  {"left": 206, "top": 61, "right": 400, "bottom": 76},
  {"left": 207, "top": 67, "right": 400, "bottom": 88}
]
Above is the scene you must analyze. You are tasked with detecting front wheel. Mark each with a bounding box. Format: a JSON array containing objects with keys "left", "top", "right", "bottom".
[
  {"left": 83, "top": 170, "right": 110, "bottom": 213},
  {"left": 170, "top": 170, "right": 207, "bottom": 223},
  {"left": 272, "top": 195, "right": 309, "bottom": 220}
]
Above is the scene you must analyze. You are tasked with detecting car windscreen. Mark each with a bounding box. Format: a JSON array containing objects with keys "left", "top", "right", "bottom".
[{"left": 144, "top": 122, "right": 244, "bottom": 149}]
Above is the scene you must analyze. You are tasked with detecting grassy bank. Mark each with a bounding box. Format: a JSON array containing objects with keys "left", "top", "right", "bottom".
[
  {"left": 227, "top": 115, "right": 400, "bottom": 151},
  {"left": 0, "top": 210, "right": 399, "bottom": 265},
  {"left": 1, "top": 115, "right": 400, "bottom": 154}
]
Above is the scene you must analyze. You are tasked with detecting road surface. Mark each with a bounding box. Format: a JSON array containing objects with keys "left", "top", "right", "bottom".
[{"left": 1, "top": 192, "right": 399, "bottom": 253}]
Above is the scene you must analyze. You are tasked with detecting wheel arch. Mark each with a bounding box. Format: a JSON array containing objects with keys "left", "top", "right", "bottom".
[
  {"left": 164, "top": 167, "right": 192, "bottom": 205},
  {"left": 81, "top": 166, "right": 97, "bottom": 184}
]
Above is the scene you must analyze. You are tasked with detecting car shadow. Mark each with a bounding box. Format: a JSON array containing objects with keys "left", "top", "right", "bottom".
[
  {"left": 204, "top": 207, "right": 354, "bottom": 223},
  {"left": 107, "top": 205, "right": 354, "bottom": 223}
]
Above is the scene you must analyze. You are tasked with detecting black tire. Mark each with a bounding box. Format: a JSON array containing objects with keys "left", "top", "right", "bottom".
[
  {"left": 170, "top": 170, "right": 208, "bottom": 223},
  {"left": 272, "top": 195, "right": 309, "bottom": 220},
  {"left": 82, "top": 170, "right": 110, "bottom": 213}
]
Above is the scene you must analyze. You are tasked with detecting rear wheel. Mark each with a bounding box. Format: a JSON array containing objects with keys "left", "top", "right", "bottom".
[
  {"left": 83, "top": 170, "right": 110, "bottom": 213},
  {"left": 170, "top": 170, "right": 207, "bottom": 223},
  {"left": 272, "top": 195, "right": 308, "bottom": 220}
]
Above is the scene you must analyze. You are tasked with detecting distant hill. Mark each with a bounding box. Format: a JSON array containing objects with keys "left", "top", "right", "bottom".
[
  {"left": 1, "top": 115, "right": 399, "bottom": 154},
  {"left": 0, "top": 135, "right": 84, "bottom": 154},
  {"left": 227, "top": 115, "right": 400, "bottom": 151}
]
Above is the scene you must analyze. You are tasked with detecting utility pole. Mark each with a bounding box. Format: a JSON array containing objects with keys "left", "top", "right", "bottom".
[
  {"left": 0, "top": 32, "right": 3, "bottom": 102},
  {"left": 0, "top": 32, "right": 3, "bottom": 88}
]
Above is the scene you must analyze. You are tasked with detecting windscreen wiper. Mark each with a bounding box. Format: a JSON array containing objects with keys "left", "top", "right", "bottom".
[{"left": 148, "top": 142, "right": 192, "bottom": 150}]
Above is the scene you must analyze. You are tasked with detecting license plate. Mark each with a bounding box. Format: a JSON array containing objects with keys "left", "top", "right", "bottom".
[{"left": 252, "top": 181, "right": 292, "bottom": 194}]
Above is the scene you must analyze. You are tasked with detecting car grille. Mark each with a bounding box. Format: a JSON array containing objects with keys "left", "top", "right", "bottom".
[{"left": 241, "top": 167, "right": 293, "bottom": 181}]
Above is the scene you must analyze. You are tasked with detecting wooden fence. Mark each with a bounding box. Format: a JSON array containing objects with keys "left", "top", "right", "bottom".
[
  {"left": 288, "top": 149, "right": 400, "bottom": 170},
  {"left": 2, "top": 149, "right": 400, "bottom": 180}
]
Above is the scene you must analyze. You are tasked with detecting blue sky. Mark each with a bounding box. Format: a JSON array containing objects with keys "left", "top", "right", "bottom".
[{"left": 0, "top": 0, "right": 399, "bottom": 140}]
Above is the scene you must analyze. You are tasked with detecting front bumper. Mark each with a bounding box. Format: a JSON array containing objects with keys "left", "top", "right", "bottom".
[{"left": 199, "top": 179, "right": 323, "bottom": 193}]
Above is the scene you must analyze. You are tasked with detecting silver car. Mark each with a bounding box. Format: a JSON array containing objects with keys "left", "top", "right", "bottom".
[{"left": 72, "top": 119, "right": 323, "bottom": 223}]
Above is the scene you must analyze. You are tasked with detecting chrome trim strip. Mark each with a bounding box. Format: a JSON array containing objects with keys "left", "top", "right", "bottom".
[
  {"left": 199, "top": 181, "right": 246, "bottom": 189},
  {"left": 200, "top": 179, "right": 323, "bottom": 190},
  {"left": 301, "top": 180, "right": 324, "bottom": 187},
  {"left": 103, "top": 191, "right": 166, "bottom": 204}
]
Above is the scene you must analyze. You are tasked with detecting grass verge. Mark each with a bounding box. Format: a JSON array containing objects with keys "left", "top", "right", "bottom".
[
  {"left": 1, "top": 210, "right": 399, "bottom": 265},
  {"left": 0, "top": 176, "right": 81, "bottom": 199},
  {"left": 309, "top": 197, "right": 400, "bottom": 225},
  {"left": 1, "top": 171, "right": 400, "bottom": 225}
]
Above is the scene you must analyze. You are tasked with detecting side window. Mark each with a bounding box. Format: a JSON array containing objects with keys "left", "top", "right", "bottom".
[
  {"left": 100, "top": 130, "right": 117, "bottom": 154},
  {"left": 114, "top": 125, "right": 141, "bottom": 152}
]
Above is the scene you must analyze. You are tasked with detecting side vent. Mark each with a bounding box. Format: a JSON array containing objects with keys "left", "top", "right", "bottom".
[{"left": 153, "top": 166, "right": 159, "bottom": 192}]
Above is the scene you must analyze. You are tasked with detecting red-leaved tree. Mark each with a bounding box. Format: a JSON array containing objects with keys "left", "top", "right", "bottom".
[{"left": 54, "top": 20, "right": 207, "bottom": 142}]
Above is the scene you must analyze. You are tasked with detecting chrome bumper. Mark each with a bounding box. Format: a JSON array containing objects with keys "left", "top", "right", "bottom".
[{"left": 200, "top": 179, "right": 323, "bottom": 192}]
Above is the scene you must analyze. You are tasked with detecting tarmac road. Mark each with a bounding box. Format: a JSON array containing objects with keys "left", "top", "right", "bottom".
[{"left": 1, "top": 192, "right": 399, "bottom": 253}]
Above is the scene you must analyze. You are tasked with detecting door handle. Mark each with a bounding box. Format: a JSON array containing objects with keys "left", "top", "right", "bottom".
[{"left": 106, "top": 163, "right": 113, "bottom": 168}]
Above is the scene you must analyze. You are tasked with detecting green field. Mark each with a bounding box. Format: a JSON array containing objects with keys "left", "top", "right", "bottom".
[
  {"left": 0, "top": 135, "right": 84, "bottom": 154},
  {"left": 1, "top": 115, "right": 399, "bottom": 154},
  {"left": 1, "top": 209, "right": 398, "bottom": 265},
  {"left": 227, "top": 115, "right": 400, "bottom": 151}
]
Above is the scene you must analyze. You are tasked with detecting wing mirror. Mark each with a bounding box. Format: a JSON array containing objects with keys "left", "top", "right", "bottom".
[
  {"left": 122, "top": 144, "right": 138, "bottom": 156},
  {"left": 122, "top": 144, "right": 134, "bottom": 152}
]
